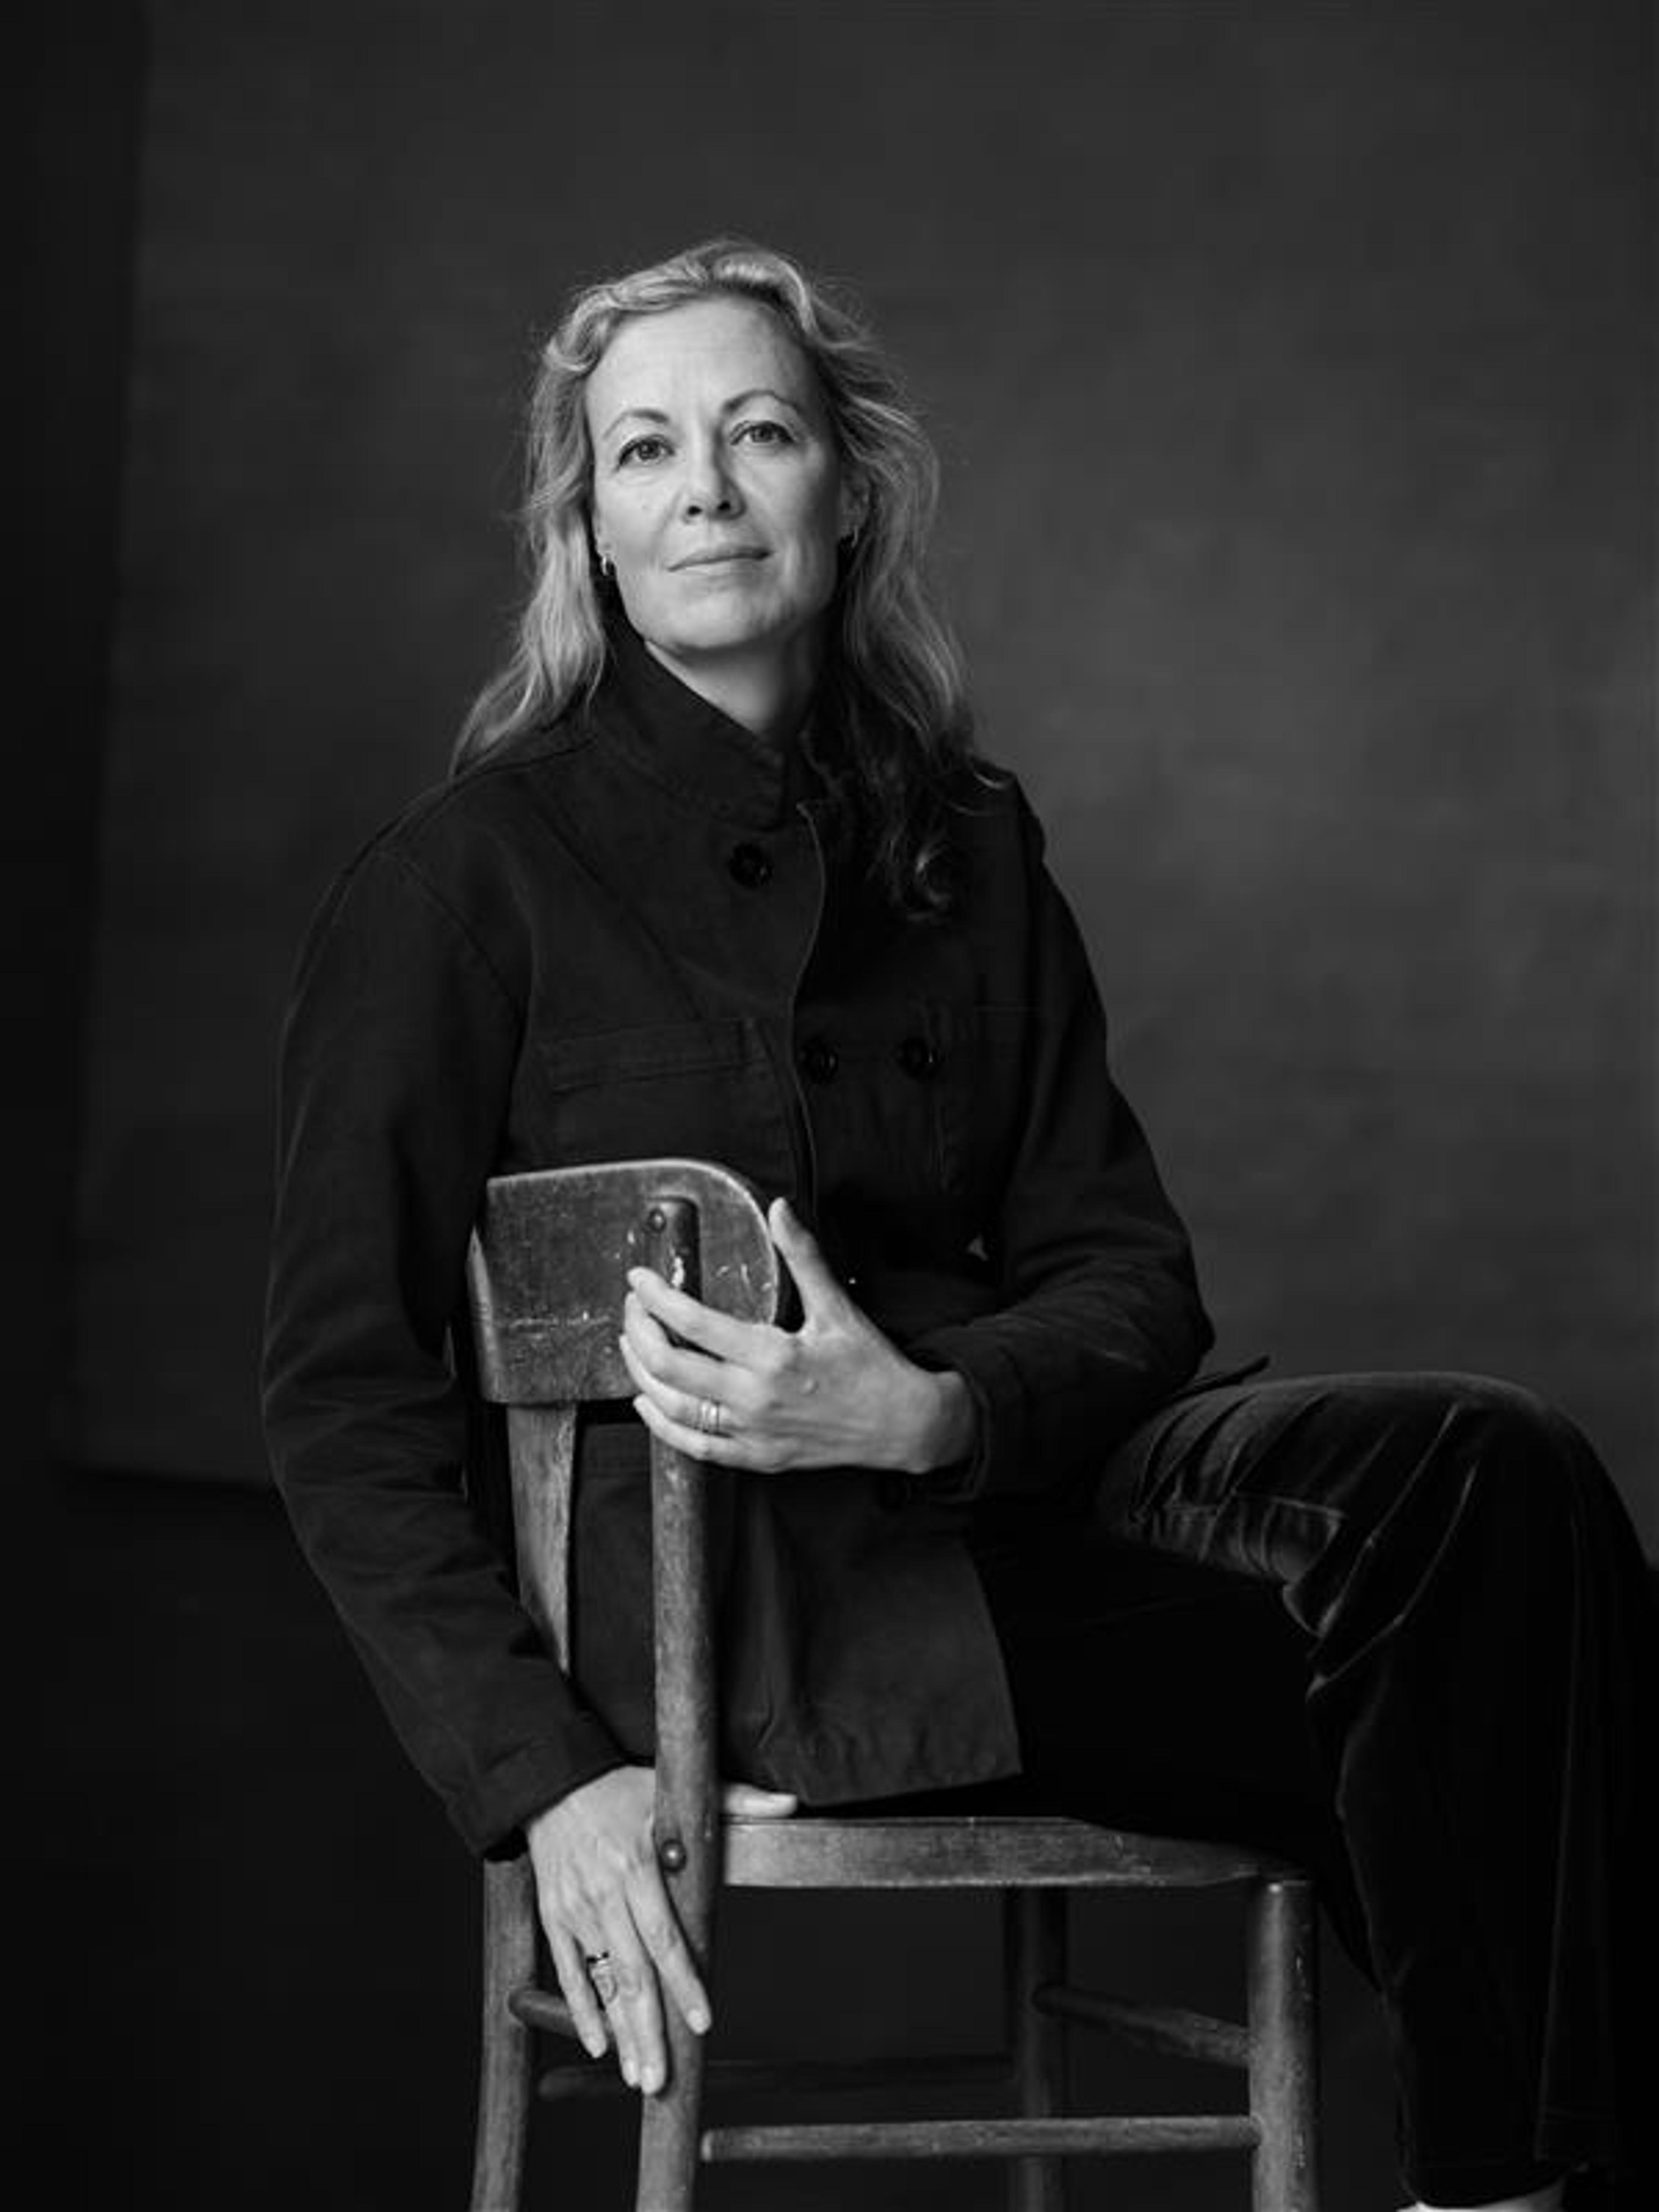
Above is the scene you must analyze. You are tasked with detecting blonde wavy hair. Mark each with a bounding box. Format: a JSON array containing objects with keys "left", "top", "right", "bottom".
[{"left": 454, "top": 238, "right": 978, "bottom": 917}]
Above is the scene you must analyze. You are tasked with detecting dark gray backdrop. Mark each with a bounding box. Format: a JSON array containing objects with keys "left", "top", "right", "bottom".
[
  {"left": 24, "top": 8, "right": 1652, "bottom": 2212},
  {"left": 64, "top": 0, "right": 1656, "bottom": 1547}
]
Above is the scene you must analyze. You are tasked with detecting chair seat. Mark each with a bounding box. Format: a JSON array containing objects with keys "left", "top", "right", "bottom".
[{"left": 723, "top": 1811, "right": 1297, "bottom": 1889}]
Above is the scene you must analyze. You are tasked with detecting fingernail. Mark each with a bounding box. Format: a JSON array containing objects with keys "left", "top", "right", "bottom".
[
  {"left": 689, "top": 2007, "right": 711, "bottom": 2035},
  {"left": 626, "top": 1267, "right": 644, "bottom": 1287},
  {"left": 621, "top": 2058, "right": 636, "bottom": 2087},
  {"left": 641, "top": 2067, "right": 662, "bottom": 2094}
]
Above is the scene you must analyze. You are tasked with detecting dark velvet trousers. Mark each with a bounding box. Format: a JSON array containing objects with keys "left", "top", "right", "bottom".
[{"left": 970, "top": 1372, "right": 1657, "bottom": 2209}]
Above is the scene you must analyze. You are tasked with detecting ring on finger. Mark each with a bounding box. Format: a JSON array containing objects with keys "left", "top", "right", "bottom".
[
  {"left": 696, "top": 1397, "right": 725, "bottom": 1437},
  {"left": 585, "top": 1950, "right": 619, "bottom": 2006}
]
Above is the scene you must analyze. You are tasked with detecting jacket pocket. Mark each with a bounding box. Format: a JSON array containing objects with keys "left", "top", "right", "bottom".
[
  {"left": 532, "top": 1017, "right": 782, "bottom": 1178},
  {"left": 538, "top": 1017, "right": 753, "bottom": 1090}
]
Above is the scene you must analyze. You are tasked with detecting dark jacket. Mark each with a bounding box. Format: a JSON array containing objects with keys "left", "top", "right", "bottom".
[{"left": 261, "top": 629, "right": 1213, "bottom": 1855}]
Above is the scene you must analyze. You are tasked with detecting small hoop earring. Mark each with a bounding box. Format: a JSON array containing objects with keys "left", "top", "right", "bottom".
[
  {"left": 597, "top": 551, "right": 615, "bottom": 582},
  {"left": 840, "top": 527, "right": 860, "bottom": 556}
]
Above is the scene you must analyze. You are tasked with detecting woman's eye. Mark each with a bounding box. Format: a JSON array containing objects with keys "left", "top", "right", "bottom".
[
  {"left": 616, "top": 434, "right": 669, "bottom": 467},
  {"left": 734, "top": 419, "right": 794, "bottom": 448}
]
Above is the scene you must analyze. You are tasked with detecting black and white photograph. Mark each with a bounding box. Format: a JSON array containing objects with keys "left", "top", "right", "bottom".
[{"left": 22, "top": 5, "right": 1656, "bottom": 2209}]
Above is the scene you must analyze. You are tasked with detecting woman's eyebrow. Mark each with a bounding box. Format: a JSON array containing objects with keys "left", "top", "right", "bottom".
[
  {"left": 721, "top": 386, "right": 807, "bottom": 416},
  {"left": 598, "top": 406, "right": 670, "bottom": 444},
  {"left": 598, "top": 388, "right": 809, "bottom": 444}
]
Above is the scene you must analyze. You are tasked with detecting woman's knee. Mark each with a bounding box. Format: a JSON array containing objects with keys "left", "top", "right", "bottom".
[
  {"left": 1299, "top": 1371, "right": 1604, "bottom": 1564},
  {"left": 1407, "top": 1373, "right": 1609, "bottom": 1544},
  {"left": 1339, "top": 1370, "right": 1587, "bottom": 1466}
]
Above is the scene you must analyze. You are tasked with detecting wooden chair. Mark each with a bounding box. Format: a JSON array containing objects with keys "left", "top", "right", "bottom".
[{"left": 464, "top": 1158, "right": 1320, "bottom": 2212}]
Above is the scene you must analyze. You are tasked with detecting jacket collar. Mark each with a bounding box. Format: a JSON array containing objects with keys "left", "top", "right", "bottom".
[{"left": 597, "top": 612, "right": 823, "bottom": 830}]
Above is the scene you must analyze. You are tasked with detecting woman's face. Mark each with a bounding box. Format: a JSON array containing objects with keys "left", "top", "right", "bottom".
[{"left": 585, "top": 296, "right": 858, "bottom": 687}]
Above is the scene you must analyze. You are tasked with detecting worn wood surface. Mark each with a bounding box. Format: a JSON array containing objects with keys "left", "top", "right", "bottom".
[
  {"left": 1008, "top": 1890, "right": 1068, "bottom": 2211},
  {"left": 467, "top": 1160, "right": 779, "bottom": 1403},
  {"left": 722, "top": 1813, "right": 1294, "bottom": 1889},
  {"left": 636, "top": 1193, "right": 725, "bottom": 2209},
  {"left": 1247, "top": 1876, "right": 1321, "bottom": 2212},
  {"left": 537, "top": 2053, "right": 1017, "bottom": 2104},
  {"left": 700, "top": 2114, "right": 1262, "bottom": 2162},
  {"left": 639, "top": 1371, "right": 722, "bottom": 2204},
  {"left": 505, "top": 1404, "right": 576, "bottom": 1665},
  {"left": 468, "top": 1855, "right": 538, "bottom": 2212},
  {"left": 506, "top": 1985, "right": 577, "bottom": 2039},
  {"left": 1035, "top": 1986, "right": 1249, "bottom": 2070}
]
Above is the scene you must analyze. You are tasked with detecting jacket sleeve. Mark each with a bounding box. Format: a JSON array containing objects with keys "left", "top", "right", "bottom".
[
  {"left": 907, "top": 792, "right": 1214, "bottom": 1501},
  {"left": 261, "top": 841, "right": 624, "bottom": 1854}
]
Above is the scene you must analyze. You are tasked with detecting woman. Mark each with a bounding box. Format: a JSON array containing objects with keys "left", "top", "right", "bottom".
[{"left": 263, "top": 239, "right": 1654, "bottom": 2212}]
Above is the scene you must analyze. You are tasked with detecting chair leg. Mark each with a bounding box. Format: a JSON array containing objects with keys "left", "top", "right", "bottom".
[
  {"left": 1246, "top": 1874, "right": 1320, "bottom": 2212},
  {"left": 470, "top": 1856, "right": 538, "bottom": 2212},
  {"left": 1006, "top": 1889, "right": 1068, "bottom": 2212},
  {"left": 634, "top": 2007, "right": 707, "bottom": 2212}
]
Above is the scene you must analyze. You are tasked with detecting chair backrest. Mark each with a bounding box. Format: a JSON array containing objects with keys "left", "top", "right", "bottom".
[
  {"left": 467, "top": 1159, "right": 780, "bottom": 1406},
  {"left": 465, "top": 1158, "right": 780, "bottom": 1943},
  {"left": 465, "top": 1156, "right": 779, "bottom": 1648}
]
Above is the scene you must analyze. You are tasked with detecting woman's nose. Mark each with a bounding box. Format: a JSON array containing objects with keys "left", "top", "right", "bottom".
[{"left": 680, "top": 439, "right": 741, "bottom": 517}]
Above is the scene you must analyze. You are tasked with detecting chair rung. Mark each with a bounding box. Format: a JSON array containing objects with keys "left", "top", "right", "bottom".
[
  {"left": 1034, "top": 1986, "right": 1249, "bottom": 2069},
  {"left": 701, "top": 2113, "right": 1261, "bottom": 2163},
  {"left": 537, "top": 2061, "right": 622, "bottom": 2102},
  {"left": 540, "top": 2052, "right": 1014, "bottom": 2103},
  {"left": 508, "top": 1986, "right": 577, "bottom": 2037}
]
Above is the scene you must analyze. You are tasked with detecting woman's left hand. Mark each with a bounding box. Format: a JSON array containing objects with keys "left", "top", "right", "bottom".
[{"left": 620, "top": 1197, "right": 975, "bottom": 1475}]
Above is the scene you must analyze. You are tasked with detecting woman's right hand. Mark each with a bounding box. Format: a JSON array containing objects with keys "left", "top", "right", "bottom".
[{"left": 524, "top": 1765, "right": 796, "bottom": 2093}]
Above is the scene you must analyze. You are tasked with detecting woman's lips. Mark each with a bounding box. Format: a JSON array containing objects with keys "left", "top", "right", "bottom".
[{"left": 671, "top": 546, "right": 768, "bottom": 569}]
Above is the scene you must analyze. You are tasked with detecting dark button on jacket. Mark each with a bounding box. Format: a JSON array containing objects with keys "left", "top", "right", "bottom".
[{"left": 261, "top": 620, "right": 1212, "bottom": 1859}]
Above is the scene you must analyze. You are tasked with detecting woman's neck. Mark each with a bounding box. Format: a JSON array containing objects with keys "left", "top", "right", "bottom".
[{"left": 642, "top": 631, "right": 822, "bottom": 747}]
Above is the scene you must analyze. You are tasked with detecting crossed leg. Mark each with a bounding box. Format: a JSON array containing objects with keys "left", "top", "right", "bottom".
[{"left": 976, "top": 1371, "right": 1656, "bottom": 2210}]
